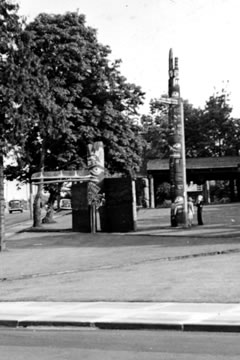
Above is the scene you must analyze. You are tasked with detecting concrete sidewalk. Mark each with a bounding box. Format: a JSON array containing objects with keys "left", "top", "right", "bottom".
[{"left": 1, "top": 302, "right": 240, "bottom": 332}]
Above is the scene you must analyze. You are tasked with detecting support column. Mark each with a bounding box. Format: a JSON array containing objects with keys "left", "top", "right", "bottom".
[
  {"left": 203, "top": 180, "right": 211, "bottom": 204},
  {"left": 149, "top": 176, "right": 155, "bottom": 208},
  {"left": 132, "top": 179, "right": 137, "bottom": 231},
  {"left": 230, "top": 179, "right": 235, "bottom": 202},
  {"left": 236, "top": 177, "right": 240, "bottom": 202},
  {"left": 29, "top": 182, "right": 33, "bottom": 219},
  {"left": 143, "top": 177, "right": 150, "bottom": 208}
]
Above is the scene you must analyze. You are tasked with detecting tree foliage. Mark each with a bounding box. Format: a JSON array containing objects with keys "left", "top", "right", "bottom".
[
  {"left": 140, "top": 99, "right": 170, "bottom": 160},
  {"left": 202, "top": 93, "right": 240, "bottom": 156},
  {"left": 9, "top": 12, "right": 145, "bottom": 182},
  {"left": 142, "top": 90, "right": 240, "bottom": 163},
  {"left": 3, "top": 10, "right": 145, "bottom": 226},
  {"left": 0, "top": 0, "right": 24, "bottom": 150},
  {"left": 184, "top": 101, "right": 205, "bottom": 157},
  {"left": 0, "top": 0, "right": 26, "bottom": 248},
  {"left": 185, "top": 91, "right": 240, "bottom": 157}
]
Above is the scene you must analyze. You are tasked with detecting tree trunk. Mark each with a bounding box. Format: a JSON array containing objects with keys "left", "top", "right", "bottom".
[
  {"left": 33, "top": 184, "right": 42, "bottom": 228},
  {"left": 42, "top": 205, "right": 56, "bottom": 224},
  {"left": 0, "top": 148, "right": 5, "bottom": 251},
  {"left": 33, "top": 144, "right": 45, "bottom": 228},
  {"left": 29, "top": 182, "right": 33, "bottom": 220},
  {"left": 42, "top": 187, "right": 57, "bottom": 224}
]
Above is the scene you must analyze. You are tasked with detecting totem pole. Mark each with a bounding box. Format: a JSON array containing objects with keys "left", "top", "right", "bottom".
[{"left": 168, "top": 49, "right": 187, "bottom": 226}]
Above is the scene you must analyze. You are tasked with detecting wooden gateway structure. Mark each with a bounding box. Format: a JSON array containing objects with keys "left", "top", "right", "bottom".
[{"left": 31, "top": 142, "right": 137, "bottom": 233}]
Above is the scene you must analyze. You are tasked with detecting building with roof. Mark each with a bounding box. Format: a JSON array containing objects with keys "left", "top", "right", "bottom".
[{"left": 146, "top": 156, "right": 240, "bottom": 206}]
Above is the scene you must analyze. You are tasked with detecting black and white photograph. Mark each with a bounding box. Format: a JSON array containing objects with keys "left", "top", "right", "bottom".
[{"left": 1, "top": 0, "right": 240, "bottom": 358}]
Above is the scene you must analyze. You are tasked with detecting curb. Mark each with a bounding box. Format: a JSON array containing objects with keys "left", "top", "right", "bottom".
[
  {"left": 183, "top": 323, "right": 240, "bottom": 333},
  {"left": 20, "top": 227, "right": 72, "bottom": 233},
  {"left": 1, "top": 320, "right": 240, "bottom": 333},
  {"left": 0, "top": 320, "right": 18, "bottom": 328},
  {"left": 95, "top": 322, "right": 181, "bottom": 331}
]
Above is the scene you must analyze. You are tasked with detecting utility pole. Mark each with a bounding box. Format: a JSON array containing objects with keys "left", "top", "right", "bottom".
[{"left": 159, "top": 49, "right": 187, "bottom": 226}]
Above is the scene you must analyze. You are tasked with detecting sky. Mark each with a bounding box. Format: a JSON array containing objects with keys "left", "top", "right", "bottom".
[{"left": 17, "top": 0, "right": 240, "bottom": 116}]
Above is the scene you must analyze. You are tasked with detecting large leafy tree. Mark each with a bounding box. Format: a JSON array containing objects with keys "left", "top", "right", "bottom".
[
  {"left": 185, "top": 92, "right": 240, "bottom": 157},
  {"left": 202, "top": 93, "right": 239, "bottom": 157},
  {"left": 141, "top": 99, "right": 170, "bottom": 161},
  {"left": 0, "top": 0, "right": 25, "bottom": 250},
  {"left": 184, "top": 101, "right": 206, "bottom": 157},
  {"left": 7, "top": 11, "right": 145, "bottom": 226},
  {"left": 24, "top": 12, "right": 145, "bottom": 173},
  {"left": 4, "top": 35, "right": 67, "bottom": 226},
  {"left": 141, "top": 90, "right": 240, "bottom": 176}
]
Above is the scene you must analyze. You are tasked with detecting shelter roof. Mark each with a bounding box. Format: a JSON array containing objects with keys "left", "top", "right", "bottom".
[
  {"left": 31, "top": 169, "right": 98, "bottom": 184},
  {"left": 147, "top": 156, "right": 240, "bottom": 171}
]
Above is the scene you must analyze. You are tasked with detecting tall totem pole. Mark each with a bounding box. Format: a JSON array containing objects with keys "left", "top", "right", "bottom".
[{"left": 168, "top": 49, "right": 187, "bottom": 226}]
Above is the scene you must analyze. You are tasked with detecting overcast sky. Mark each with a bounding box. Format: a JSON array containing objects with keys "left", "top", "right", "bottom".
[{"left": 17, "top": 0, "right": 240, "bottom": 116}]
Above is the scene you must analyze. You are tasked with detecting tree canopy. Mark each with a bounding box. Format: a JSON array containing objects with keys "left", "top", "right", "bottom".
[
  {"left": 140, "top": 99, "right": 170, "bottom": 160},
  {"left": 7, "top": 11, "right": 145, "bottom": 184},
  {"left": 185, "top": 91, "right": 240, "bottom": 157},
  {"left": 142, "top": 90, "right": 240, "bottom": 163},
  {"left": 0, "top": 0, "right": 27, "bottom": 249},
  {"left": 0, "top": 0, "right": 24, "bottom": 151},
  {"left": 1, "top": 8, "right": 146, "bottom": 228}
]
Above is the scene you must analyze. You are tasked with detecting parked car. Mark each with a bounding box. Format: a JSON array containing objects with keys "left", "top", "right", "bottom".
[
  {"left": 59, "top": 198, "right": 72, "bottom": 210},
  {"left": 8, "top": 200, "right": 23, "bottom": 214}
]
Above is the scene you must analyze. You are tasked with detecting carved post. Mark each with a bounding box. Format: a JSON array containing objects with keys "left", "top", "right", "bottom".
[{"left": 168, "top": 49, "right": 187, "bottom": 226}]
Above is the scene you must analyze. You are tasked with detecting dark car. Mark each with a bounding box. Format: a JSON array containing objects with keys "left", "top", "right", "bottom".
[
  {"left": 8, "top": 200, "right": 23, "bottom": 214},
  {"left": 59, "top": 198, "right": 72, "bottom": 210}
]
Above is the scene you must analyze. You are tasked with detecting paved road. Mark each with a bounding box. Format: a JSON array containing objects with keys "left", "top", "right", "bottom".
[
  {"left": 4, "top": 209, "right": 70, "bottom": 239},
  {"left": 5, "top": 210, "right": 31, "bottom": 229},
  {"left": 0, "top": 328, "right": 240, "bottom": 359}
]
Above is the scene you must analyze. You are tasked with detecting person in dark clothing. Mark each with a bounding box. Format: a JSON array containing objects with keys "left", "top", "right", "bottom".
[
  {"left": 171, "top": 196, "right": 184, "bottom": 227},
  {"left": 196, "top": 195, "right": 204, "bottom": 225}
]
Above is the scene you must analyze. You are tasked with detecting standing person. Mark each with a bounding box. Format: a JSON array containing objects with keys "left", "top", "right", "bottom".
[
  {"left": 171, "top": 196, "right": 184, "bottom": 227},
  {"left": 187, "top": 197, "right": 194, "bottom": 227},
  {"left": 196, "top": 194, "right": 204, "bottom": 225}
]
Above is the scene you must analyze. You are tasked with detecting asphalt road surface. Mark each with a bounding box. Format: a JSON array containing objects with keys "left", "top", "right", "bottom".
[
  {"left": 5, "top": 210, "right": 31, "bottom": 229},
  {"left": 0, "top": 328, "right": 240, "bottom": 359}
]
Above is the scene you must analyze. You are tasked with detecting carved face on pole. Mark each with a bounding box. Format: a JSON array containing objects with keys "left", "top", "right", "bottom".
[
  {"left": 169, "top": 133, "right": 182, "bottom": 159},
  {"left": 171, "top": 83, "right": 180, "bottom": 98},
  {"left": 87, "top": 142, "right": 104, "bottom": 181}
]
